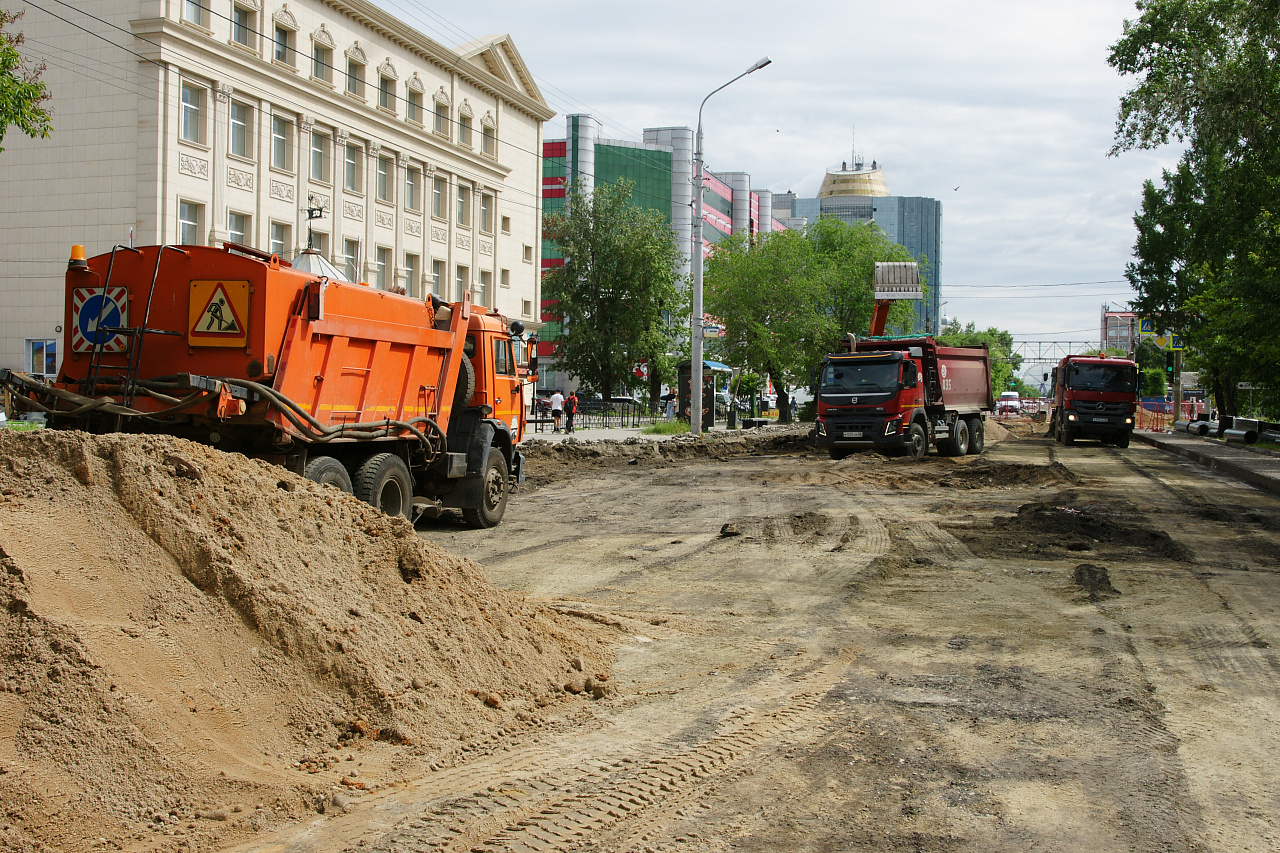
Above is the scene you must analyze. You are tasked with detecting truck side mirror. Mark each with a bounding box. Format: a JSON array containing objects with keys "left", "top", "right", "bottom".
[
  {"left": 526, "top": 336, "right": 539, "bottom": 374},
  {"left": 1042, "top": 372, "right": 1048, "bottom": 382}
]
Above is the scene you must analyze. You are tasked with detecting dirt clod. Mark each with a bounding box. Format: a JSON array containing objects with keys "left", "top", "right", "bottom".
[{"left": 1072, "top": 563, "right": 1120, "bottom": 600}]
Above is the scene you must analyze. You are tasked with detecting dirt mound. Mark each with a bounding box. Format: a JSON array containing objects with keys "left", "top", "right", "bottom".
[
  {"left": 948, "top": 499, "right": 1193, "bottom": 562},
  {"left": 519, "top": 425, "right": 812, "bottom": 487},
  {"left": 936, "top": 459, "right": 1075, "bottom": 490},
  {"left": 0, "top": 430, "right": 612, "bottom": 853},
  {"left": 1072, "top": 563, "right": 1120, "bottom": 600}
]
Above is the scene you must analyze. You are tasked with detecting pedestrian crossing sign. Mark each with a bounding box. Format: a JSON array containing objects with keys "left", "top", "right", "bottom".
[
  {"left": 188, "top": 280, "right": 249, "bottom": 347},
  {"left": 1139, "top": 318, "right": 1154, "bottom": 336}
]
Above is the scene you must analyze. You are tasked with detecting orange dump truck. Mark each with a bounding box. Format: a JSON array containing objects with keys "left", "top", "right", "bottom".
[{"left": 0, "top": 243, "right": 534, "bottom": 527}]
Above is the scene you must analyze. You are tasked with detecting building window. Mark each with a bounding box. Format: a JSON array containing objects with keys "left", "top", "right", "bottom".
[
  {"left": 346, "top": 59, "right": 364, "bottom": 97},
  {"left": 522, "top": 244, "right": 533, "bottom": 263},
  {"left": 458, "top": 114, "right": 473, "bottom": 147},
  {"left": 227, "top": 211, "right": 249, "bottom": 245},
  {"left": 455, "top": 265, "right": 469, "bottom": 302},
  {"left": 481, "top": 123, "right": 496, "bottom": 156},
  {"left": 231, "top": 5, "right": 253, "bottom": 47},
  {"left": 378, "top": 76, "right": 395, "bottom": 111},
  {"left": 476, "top": 270, "right": 490, "bottom": 307},
  {"left": 500, "top": 268, "right": 510, "bottom": 288},
  {"left": 27, "top": 339, "right": 58, "bottom": 377},
  {"left": 181, "top": 0, "right": 206, "bottom": 27},
  {"left": 376, "top": 155, "right": 393, "bottom": 203},
  {"left": 310, "top": 231, "right": 328, "bottom": 257},
  {"left": 344, "top": 143, "right": 362, "bottom": 193},
  {"left": 229, "top": 99, "right": 252, "bottom": 159},
  {"left": 500, "top": 215, "right": 511, "bottom": 234},
  {"left": 179, "top": 82, "right": 205, "bottom": 144},
  {"left": 178, "top": 200, "right": 203, "bottom": 245},
  {"left": 343, "top": 238, "right": 359, "bottom": 281},
  {"left": 406, "top": 89, "right": 422, "bottom": 123},
  {"left": 375, "top": 246, "right": 389, "bottom": 289},
  {"left": 310, "top": 130, "right": 331, "bottom": 183},
  {"left": 433, "top": 100, "right": 448, "bottom": 136},
  {"left": 456, "top": 185, "right": 470, "bottom": 228},
  {"left": 479, "top": 192, "right": 493, "bottom": 233},
  {"left": 404, "top": 252, "right": 419, "bottom": 298},
  {"left": 273, "top": 26, "right": 294, "bottom": 66},
  {"left": 271, "top": 115, "right": 293, "bottom": 171},
  {"left": 404, "top": 166, "right": 421, "bottom": 211},
  {"left": 312, "top": 44, "right": 333, "bottom": 82},
  {"left": 432, "top": 175, "right": 447, "bottom": 219},
  {"left": 269, "top": 221, "right": 291, "bottom": 256},
  {"left": 521, "top": 299, "right": 533, "bottom": 318},
  {"left": 431, "top": 259, "right": 444, "bottom": 296}
]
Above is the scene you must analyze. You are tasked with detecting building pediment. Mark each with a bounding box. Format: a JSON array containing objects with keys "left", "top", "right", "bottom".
[{"left": 456, "top": 35, "right": 543, "bottom": 104}]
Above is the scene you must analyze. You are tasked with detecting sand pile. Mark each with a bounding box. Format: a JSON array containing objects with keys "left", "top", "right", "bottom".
[{"left": 0, "top": 429, "right": 613, "bottom": 852}]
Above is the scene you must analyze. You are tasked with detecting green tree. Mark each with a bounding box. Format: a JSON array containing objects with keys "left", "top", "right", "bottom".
[
  {"left": 542, "top": 179, "right": 685, "bottom": 400},
  {"left": 704, "top": 218, "right": 917, "bottom": 423},
  {"left": 936, "top": 319, "right": 1022, "bottom": 397},
  {"left": 1, "top": 8, "right": 51, "bottom": 153},
  {"left": 1109, "top": 0, "right": 1280, "bottom": 417}
]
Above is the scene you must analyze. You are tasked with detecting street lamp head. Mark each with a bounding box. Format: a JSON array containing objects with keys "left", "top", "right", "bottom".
[{"left": 748, "top": 56, "right": 772, "bottom": 73}]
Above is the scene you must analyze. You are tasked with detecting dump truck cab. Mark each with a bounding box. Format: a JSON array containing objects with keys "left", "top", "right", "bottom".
[{"left": 1048, "top": 354, "right": 1139, "bottom": 448}]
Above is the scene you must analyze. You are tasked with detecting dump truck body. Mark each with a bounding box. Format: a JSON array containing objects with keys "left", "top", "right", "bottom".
[
  {"left": 813, "top": 336, "right": 993, "bottom": 459},
  {"left": 1, "top": 243, "right": 530, "bottom": 527},
  {"left": 1047, "top": 354, "right": 1139, "bottom": 448}
]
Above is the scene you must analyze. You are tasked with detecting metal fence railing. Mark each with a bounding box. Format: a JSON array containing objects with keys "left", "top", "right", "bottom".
[{"left": 527, "top": 399, "right": 665, "bottom": 433}]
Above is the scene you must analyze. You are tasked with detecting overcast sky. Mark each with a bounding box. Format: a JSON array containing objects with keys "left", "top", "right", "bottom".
[{"left": 383, "top": 0, "right": 1180, "bottom": 355}]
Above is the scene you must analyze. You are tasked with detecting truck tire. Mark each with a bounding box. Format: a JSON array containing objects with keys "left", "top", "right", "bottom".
[
  {"left": 1115, "top": 430, "right": 1131, "bottom": 448},
  {"left": 907, "top": 421, "right": 929, "bottom": 458},
  {"left": 965, "top": 416, "right": 985, "bottom": 455},
  {"left": 828, "top": 447, "right": 851, "bottom": 460},
  {"left": 463, "top": 449, "right": 508, "bottom": 529},
  {"left": 353, "top": 452, "right": 413, "bottom": 519},
  {"left": 303, "top": 455, "right": 352, "bottom": 493},
  {"left": 1062, "top": 424, "right": 1077, "bottom": 446},
  {"left": 939, "top": 418, "right": 969, "bottom": 456},
  {"left": 453, "top": 357, "right": 476, "bottom": 415}
]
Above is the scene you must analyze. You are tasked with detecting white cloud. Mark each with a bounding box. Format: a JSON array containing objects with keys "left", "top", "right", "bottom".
[{"left": 385, "top": 0, "right": 1183, "bottom": 343}]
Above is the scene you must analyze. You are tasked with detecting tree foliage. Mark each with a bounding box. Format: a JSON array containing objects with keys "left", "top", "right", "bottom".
[
  {"left": 703, "top": 218, "right": 914, "bottom": 422},
  {"left": 541, "top": 179, "right": 685, "bottom": 400},
  {"left": 1, "top": 8, "right": 51, "bottom": 153},
  {"left": 1110, "top": 0, "right": 1280, "bottom": 417}
]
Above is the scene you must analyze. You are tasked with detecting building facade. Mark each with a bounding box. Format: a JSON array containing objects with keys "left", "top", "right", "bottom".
[
  {"left": 536, "top": 114, "right": 784, "bottom": 393},
  {"left": 0, "top": 0, "right": 553, "bottom": 377},
  {"left": 1101, "top": 306, "right": 1137, "bottom": 357},
  {"left": 774, "top": 161, "right": 943, "bottom": 334}
]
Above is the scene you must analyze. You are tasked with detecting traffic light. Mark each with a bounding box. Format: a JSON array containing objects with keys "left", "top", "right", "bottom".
[{"left": 1165, "top": 351, "right": 1175, "bottom": 375}]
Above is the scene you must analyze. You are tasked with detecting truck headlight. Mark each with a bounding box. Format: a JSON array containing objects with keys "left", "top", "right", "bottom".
[
  {"left": 1067, "top": 412, "right": 1077, "bottom": 422},
  {"left": 884, "top": 417, "right": 902, "bottom": 436},
  {"left": 1124, "top": 417, "right": 1133, "bottom": 425},
  {"left": 816, "top": 419, "right": 827, "bottom": 437}
]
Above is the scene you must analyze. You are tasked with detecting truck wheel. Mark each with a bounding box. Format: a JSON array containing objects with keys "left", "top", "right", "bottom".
[
  {"left": 1115, "top": 430, "right": 1131, "bottom": 448},
  {"left": 463, "top": 450, "right": 508, "bottom": 529},
  {"left": 353, "top": 452, "right": 413, "bottom": 519},
  {"left": 907, "top": 421, "right": 929, "bottom": 458},
  {"left": 828, "top": 447, "right": 851, "bottom": 460},
  {"left": 966, "top": 416, "right": 985, "bottom": 455},
  {"left": 940, "top": 418, "right": 969, "bottom": 456},
  {"left": 303, "top": 455, "right": 352, "bottom": 493},
  {"left": 1062, "top": 425, "right": 1076, "bottom": 446},
  {"left": 453, "top": 357, "right": 476, "bottom": 414}
]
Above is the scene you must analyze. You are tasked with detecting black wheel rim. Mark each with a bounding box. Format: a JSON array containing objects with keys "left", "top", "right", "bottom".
[
  {"left": 379, "top": 478, "right": 405, "bottom": 517},
  {"left": 484, "top": 464, "right": 504, "bottom": 512}
]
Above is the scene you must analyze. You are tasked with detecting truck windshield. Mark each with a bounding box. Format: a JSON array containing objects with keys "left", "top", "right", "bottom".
[
  {"left": 1068, "top": 363, "right": 1137, "bottom": 392},
  {"left": 821, "top": 360, "right": 899, "bottom": 393}
]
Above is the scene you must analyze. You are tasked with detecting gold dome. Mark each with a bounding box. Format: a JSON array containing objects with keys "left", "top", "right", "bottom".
[{"left": 817, "top": 164, "right": 890, "bottom": 198}]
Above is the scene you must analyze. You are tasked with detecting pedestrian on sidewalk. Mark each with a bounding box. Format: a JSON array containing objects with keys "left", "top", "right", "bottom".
[
  {"left": 564, "top": 391, "right": 579, "bottom": 434},
  {"left": 550, "top": 389, "right": 564, "bottom": 433}
]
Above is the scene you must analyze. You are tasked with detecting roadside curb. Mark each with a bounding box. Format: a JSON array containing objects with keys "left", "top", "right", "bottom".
[{"left": 1133, "top": 430, "right": 1280, "bottom": 497}]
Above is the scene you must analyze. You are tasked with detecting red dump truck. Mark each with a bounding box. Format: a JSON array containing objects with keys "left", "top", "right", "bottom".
[
  {"left": 813, "top": 335, "right": 994, "bottom": 459},
  {"left": 0, "top": 242, "right": 534, "bottom": 527},
  {"left": 1046, "top": 354, "right": 1139, "bottom": 447}
]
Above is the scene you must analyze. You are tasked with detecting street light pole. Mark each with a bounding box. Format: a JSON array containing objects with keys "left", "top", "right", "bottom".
[{"left": 690, "top": 56, "right": 771, "bottom": 436}]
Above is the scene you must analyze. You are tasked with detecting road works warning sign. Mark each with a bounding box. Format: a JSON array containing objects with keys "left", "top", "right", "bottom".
[{"left": 188, "top": 280, "right": 249, "bottom": 347}]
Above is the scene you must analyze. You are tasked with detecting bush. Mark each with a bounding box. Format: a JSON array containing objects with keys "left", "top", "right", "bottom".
[
  {"left": 797, "top": 400, "right": 816, "bottom": 422},
  {"left": 641, "top": 420, "right": 690, "bottom": 435}
]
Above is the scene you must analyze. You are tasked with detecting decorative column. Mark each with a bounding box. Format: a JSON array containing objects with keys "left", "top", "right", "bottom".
[{"left": 209, "top": 82, "right": 234, "bottom": 244}]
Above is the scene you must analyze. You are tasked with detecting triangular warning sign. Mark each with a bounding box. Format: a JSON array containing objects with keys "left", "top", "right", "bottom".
[{"left": 191, "top": 282, "right": 246, "bottom": 337}]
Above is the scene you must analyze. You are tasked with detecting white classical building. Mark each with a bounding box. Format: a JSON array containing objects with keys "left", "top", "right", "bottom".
[{"left": 0, "top": 0, "right": 553, "bottom": 377}]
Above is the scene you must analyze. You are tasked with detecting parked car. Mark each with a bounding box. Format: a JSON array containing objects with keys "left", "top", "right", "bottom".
[{"left": 997, "top": 391, "right": 1021, "bottom": 416}]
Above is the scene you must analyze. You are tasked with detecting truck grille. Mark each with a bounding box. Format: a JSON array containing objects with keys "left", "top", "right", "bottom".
[{"left": 1075, "top": 401, "right": 1129, "bottom": 415}]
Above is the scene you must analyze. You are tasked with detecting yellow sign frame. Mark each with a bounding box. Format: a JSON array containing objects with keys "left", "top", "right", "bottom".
[{"left": 188, "top": 280, "right": 249, "bottom": 347}]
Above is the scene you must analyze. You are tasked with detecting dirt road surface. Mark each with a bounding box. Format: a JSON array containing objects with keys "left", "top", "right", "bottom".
[{"left": 228, "top": 425, "right": 1280, "bottom": 853}]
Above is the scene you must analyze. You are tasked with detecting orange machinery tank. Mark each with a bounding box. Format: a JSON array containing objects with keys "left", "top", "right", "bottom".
[{"left": 2, "top": 243, "right": 532, "bottom": 528}]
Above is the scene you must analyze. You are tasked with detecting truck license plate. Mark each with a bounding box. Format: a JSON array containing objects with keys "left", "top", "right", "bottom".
[
  {"left": 844, "top": 431, "right": 863, "bottom": 438},
  {"left": 1092, "top": 417, "right": 1108, "bottom": 422}
]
